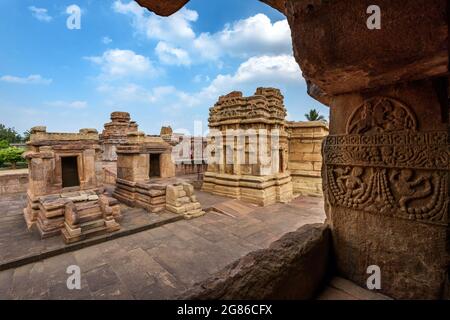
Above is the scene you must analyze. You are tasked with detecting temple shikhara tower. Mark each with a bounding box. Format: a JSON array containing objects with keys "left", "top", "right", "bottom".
[{"left": 100, "top": 111, "right": 138, "bottom": 161}]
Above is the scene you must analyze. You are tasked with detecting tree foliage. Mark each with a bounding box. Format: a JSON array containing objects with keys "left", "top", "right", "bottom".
[
  {"left": 0, "top": 124, "right": 23, "bottom": 143},
  {"left": 22, "top": 130, "right": 31, "bottom": 143},
  {"left": 305, "top": 109, "right": 325, "bottom": 121},
  {"left": 0, "top": 140, "right": 9, "bottom": 149},
  {"left": 0, "top": 147, "right": 25, "bottom": 169}
]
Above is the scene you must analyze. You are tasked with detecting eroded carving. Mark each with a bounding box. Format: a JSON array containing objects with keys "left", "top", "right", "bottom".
[
  {"left": 347, "top": 97, "right": 417, "bottom": 134},
  {"left": 324, "top": 131, "right": 449, "bottom": 170},
  {"left": 325, "top": 97, "right": 449, "bottom": 225},
  {"left": 326, "top": 166, "right": 448, "bottom": 224}
]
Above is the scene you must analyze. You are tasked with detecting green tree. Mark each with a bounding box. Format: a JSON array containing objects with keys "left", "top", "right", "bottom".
[
  {"left": 0, "top": 124, "right": 22, "bottom": 143},
  {"left": 0, "top": 147, "right": 25, "bottom": 169},
  {"left": 0, "top": 151, "right": 4, "bottom": 167},
  {"left": 0, "top": 140, "right": 9, "bottom": 149},
  {"left": 305, "top": 109, "right": 325, "bottom": 121},
  {"left": 22, "top": 130, "right": 31, "bottom": 143}
]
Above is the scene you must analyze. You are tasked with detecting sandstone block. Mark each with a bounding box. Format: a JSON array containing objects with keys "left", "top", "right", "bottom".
[{"left": 179, "top": 224, "right": 331, "bottom": 299}]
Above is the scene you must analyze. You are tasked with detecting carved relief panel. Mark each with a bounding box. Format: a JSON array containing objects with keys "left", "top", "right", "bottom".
[{"left": 324, "top": 97, "right": 449, "bottom": 225}]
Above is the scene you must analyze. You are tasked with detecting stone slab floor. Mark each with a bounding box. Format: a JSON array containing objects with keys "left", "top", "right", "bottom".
[
  {"left": 0, "top": 194, "right": 325, "bottom": 300},
  {"left": 0, "top": 193, "right": 182, "bottom": 268}
]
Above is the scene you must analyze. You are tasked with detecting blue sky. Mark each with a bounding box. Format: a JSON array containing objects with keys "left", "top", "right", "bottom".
[{"left": 0, "top": 0, "right": 328, "bottom": 136}]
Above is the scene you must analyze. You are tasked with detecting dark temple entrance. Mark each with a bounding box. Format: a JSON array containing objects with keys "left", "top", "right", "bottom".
[
  {"left": 61, "top": 156, "right": 80, "bottom": 188},
  {"left": 149, "top": 154, "right": 161, "bottom": 178}
]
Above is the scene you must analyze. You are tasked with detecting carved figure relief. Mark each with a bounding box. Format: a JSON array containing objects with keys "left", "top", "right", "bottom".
[
  {"left": 325, "top": 96, "right": 449, "bottom": 225},
  {"left": 347, "top": 97, "right": 417, "bottom": 134}
]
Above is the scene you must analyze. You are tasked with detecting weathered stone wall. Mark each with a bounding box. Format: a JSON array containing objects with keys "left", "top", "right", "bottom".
[
  {"left": 180, "top": 224, "right": 331, "bottom": 299},
  {"left": 0, "top": 170, "right": 28, "bottom": 195},
  {"left": 175, "top": 162, "right": 207, "bottom": 176},
  {"left": 172, "top": 136, "right": 208, "bottom": 177},
  {"left": 287, "top": 121, "right": 328, "bottom": 196},
  {"left": 102, "top": 162, "right": 117, "bottom": 185}
]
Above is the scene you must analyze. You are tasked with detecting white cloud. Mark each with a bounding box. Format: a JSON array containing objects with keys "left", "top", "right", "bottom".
[
  {"left": 194, "top": 14, "right": 292, "bottom": 60},
  {"left": 29, "top": 6, "right": 52, "bottom": 22},
  {"left": 114, "top": 1, "right": 291, "bottom": 65},
  {"left": 96, "top": 82, "right": 201, "bottom": 116},
  {"left": 113, "top": 1, "right": 198, "bottom": 44},
  {"left": 0, "top": 74, "right": 52, "bottom": 85},
  {"left": 155, "top": 41, "right": 191, "bottom": 66},
  {"left": 45, "top": 100, "right": 88, "bottom": 109},
  {"left": 200, "top": 55, "right": 304, "bottom": 99},
  {"left": 85, "top": 49, "right": 158, "bottom": 79},
  {"left": 102, "top": 36, "right": 113, "bottom": 44},
  {"left": 107, "top": 55, "right": 301, "bottom": 109},
  {"left": 97, "top": 83, "right": 176, "bottom": 104}
]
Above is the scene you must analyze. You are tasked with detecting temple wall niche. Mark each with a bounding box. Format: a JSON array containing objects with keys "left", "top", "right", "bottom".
[{"left": 324, "top": 79, "right": 449, "bottom": 299}]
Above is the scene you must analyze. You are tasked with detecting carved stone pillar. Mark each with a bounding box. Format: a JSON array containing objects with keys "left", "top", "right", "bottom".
[
  {"left": 283, "top": 0, "right": 449, "bottom": 299},
  {"left": 324, "top": 80, "right": 449, "bottom": 299}
]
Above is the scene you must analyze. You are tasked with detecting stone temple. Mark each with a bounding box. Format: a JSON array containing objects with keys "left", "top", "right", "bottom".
[
  {"left": 203, "top": 87, "right": 328, "bottom": 205},
  {"left": 113, "top": 131, "right": 176, "bottom": 212},
  {"left": 23, "top": 126, "right": 121, "bottom": 243}
]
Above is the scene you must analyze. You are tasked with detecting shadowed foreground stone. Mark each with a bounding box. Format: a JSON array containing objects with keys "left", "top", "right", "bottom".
[{"left": 179, "top": 223, "right": 331, "bottom": 300}]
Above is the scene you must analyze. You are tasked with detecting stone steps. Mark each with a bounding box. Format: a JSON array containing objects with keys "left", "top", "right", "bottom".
[
  {"left": 80, "top": 219, "right": 105, "bottom": 231},
  {"left": 77, "top": 208, "right": 103, "bottom": 224},
  {"left": 62, "top": 223, "right": 110, "bottom": 244}
]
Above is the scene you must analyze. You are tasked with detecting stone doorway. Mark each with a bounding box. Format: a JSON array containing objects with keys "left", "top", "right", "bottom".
[
  {"left": 149, "top": 154, "right": 161, "bottom": 178},
  {"left": 61, "top": 156, "right": 80, "bottom": 188}
]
